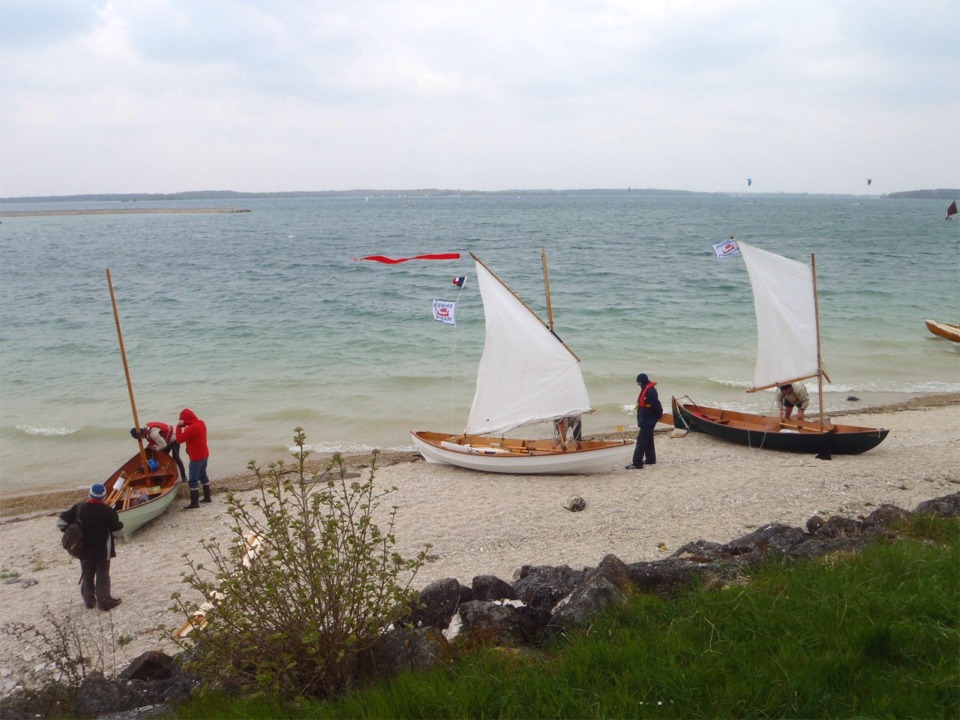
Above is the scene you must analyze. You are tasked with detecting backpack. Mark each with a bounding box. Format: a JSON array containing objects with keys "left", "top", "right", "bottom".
[{"left": 61, "top": 504, "right": 85, "bottom": 559}]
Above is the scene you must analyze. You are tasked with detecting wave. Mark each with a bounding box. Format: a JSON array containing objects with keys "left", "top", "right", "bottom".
[
  {"left": 708, "top": 377, "right": 754, "bottom": 389},
  {"left": 16, "top": 424, "right": 83, "bottom": 437},
  {"left": 299, "top": 441, "right": 412, "bottom": 455}
]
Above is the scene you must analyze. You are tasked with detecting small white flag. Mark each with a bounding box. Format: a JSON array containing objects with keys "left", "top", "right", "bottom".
[
  {"left": 713, "top": 238, "right": 741, "bottom": 259},
  {"left": 432, "top": 300, "right": 457, "bottom": 325}
]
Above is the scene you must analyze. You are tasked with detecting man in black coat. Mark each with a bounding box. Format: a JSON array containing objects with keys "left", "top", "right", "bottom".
[
  {"left": 58, "top": 483, "right": 124, "bottom": 611},
  {"left": 627, "top": 373, "right": 664, "bottom": 470}
]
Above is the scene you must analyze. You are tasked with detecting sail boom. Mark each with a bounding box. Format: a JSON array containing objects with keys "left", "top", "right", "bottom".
[{"left": 746, "top": 373, "right": 819, "bottom": 394}]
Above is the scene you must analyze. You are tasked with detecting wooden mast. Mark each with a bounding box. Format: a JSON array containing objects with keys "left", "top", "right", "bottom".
[
  {"left": 107, "top": 269, "right": 149, "bottom": 471},
  {"left": 541, "top": 249, "right": 555, "bottom": 332},
  {"left": 811, "top": 253, "right": 825, "bottom": 432},
  {"left": 469, "top": 252, "right": 580, "bottom": 361}
]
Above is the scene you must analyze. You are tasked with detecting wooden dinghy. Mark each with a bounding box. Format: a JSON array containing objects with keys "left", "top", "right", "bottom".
[
  {"left": 410, "top": 251, "right": 633, "bottom": 475},
  {"left": 924, "top": 319, "right": 960, "bottom": 343},
  {"left": 672, "top": 397, "right": 889, "bottom": 455},
  {"left": 411, "top": 431, "right": 632, "bottom": 475},
  {"left": 674, "top": 241, "right": 888, "bottom": 456},
  {"left": 104, "top": 450, "right": 180, "bottom": 540}
]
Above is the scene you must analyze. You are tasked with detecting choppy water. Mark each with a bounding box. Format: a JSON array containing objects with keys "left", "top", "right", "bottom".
[{"left": 1, "top": 193, "right": 958, "bottom": 496}]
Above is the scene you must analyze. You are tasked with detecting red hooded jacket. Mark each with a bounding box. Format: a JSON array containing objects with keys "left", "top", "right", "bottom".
[{"left": 175, "top": 408, "right": 209, "bottom": 460}]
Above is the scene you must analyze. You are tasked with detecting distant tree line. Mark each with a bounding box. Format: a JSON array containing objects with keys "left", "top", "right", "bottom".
[{"left": 882, "top": 189, "right": 959, "bottom": 200}]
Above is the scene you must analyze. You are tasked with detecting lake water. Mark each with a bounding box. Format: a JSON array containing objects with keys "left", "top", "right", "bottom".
[{"left": 1, "top": 192, "right": 958, "bottom": 496}]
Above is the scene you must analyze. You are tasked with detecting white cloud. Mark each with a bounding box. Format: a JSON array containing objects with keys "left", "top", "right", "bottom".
[{"left": 1, "top": 0, "right": 957, "bottom": 196}]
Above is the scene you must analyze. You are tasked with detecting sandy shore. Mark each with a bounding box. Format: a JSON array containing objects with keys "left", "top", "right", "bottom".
[{"left": 1, "top": 395, "right": 958, "bottom": 695}]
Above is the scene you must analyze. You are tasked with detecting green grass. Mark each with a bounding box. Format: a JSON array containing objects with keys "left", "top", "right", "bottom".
[{"left": 177, "top": 517, "right": 960, "bottom": 719}]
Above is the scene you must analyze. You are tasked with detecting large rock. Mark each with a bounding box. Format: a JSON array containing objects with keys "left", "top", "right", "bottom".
[
  {"left": 404, "top": 578, "right": 473, "bottom": 630},
  {"left": 914, "top": 492, "right": 960, "bottom": 517},
  {"left": 357, "top": 627, "right": 452, "bottom": 683},
  {"left": 472, "top": 575, "right": 517, "bottom": 602},
  {"left": 452, "top": 601, "right": 549, "bottom": 647},
  {"left": 721, "top": 523, "right": 810, "bottom": 558},
  {"left": 551, "top": 555, "right": 631, "bottom": 630},
  {"left": 627, "top": 558, "right": 708, "bottom": 596},
  {"left": 512, "top": 564, "right": 585, "bottom": 612}
]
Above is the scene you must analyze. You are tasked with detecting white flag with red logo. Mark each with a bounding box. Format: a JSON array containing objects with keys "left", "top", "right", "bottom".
[
  {"left": 713, "top": 238, "right": 741, "bottom": 259},
  {"left": 432, "top": 300, "right": 457, "bottom": 325}
]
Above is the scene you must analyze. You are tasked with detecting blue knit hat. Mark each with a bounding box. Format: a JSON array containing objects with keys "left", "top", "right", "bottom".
[{"left": 89, "top": 483, "right": 107, "bottom": 500}]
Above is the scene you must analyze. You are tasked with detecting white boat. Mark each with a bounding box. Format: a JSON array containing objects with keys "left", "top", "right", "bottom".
[{"left": 411, "top": 252, "right": 633, "bottom": 474}]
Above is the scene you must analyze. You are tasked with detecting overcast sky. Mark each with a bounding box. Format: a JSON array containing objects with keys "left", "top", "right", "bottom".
[{"left": 2, "top": 1, "right": 957, "bottom": 197}]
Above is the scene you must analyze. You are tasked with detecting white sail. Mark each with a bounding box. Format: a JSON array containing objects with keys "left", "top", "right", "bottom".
[
  {"left": 739, "top": 241, "right": 819, "bottom": 390},
  {"left": 465, "top": 260, "right": 592, "bottom": 435}
]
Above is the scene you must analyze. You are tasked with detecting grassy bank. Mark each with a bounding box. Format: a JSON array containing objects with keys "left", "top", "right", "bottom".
[{"left": 179, "top": 515, "right": 959, "bottom": 719}]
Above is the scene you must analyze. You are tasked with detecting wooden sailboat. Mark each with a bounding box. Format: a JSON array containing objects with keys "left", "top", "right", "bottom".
[
  {"left": 672, "top": 242, "right": 888, "bottom": 455},
  {"left": 104, "top": 269, "right": 179, "bottom": 539},
  {"left": 924, "top": 318, "right": 960, "bottom": 343},
  {"left": 411, "top": 252, "right": 633, "bottom": 474}
]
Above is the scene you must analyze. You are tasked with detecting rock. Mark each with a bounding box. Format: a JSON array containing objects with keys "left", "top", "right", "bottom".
[
  {"left": 453, "top": 601, "right": 547, "bottom": 647},
  {"left": 816, "top": 516, "right": 862, "bottom": 540},
  {"left": 722, "top": 523, "right": 809, "bottom": 558},
  {"left": 357, "top": 627, "right": 452, "bottom": 683},
  {"left": 563, "top": 496, "right": 586, "bottom": 512},
  {"left": 73, "top": 665, "right": 200, "bottom": 720},
  {"left": 551, "top": 555, "right": 631, "bottom": 629},
  {"left": 914, "top": 492, "right": 960, "bottom": 517},
  {"left": 862, "top": 504, "right": 912, "bottom": 529},
  {"left": 512, "top": 564, "right": 585, "bottom": 612},
  {"left": 627, "top": 558, "right": 706, "bottom": 596},
  {"left": 118, "top": 651, "right": 176, "bottom": 682},
  {"left": 471, "top": 575, "right": 517, "bottom": 602},
  {"left": 404, "top": 578, "right": 472, "bottom": 630},
  {"left": 806, "top": 516, "right": 826, "bottom": 534}
]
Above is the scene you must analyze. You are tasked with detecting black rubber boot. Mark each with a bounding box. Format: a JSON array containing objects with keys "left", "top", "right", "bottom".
[
  {"left": 201, "top": 484, "right": 212, "bottom": 503},
  {"left": 184, "top": 490, "right": 200, "bottom": 510}
]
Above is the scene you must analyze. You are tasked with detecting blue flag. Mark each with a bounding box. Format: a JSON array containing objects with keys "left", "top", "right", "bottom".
[{"left": 452, "top": 276, "right": 466, "bottom": 287}]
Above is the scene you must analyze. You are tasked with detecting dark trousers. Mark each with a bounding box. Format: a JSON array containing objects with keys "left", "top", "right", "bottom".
[
  {"left": 632, "top": 425, "right": 656, "bottom": 467},
  {"left": 164, "top": 442, "right": 188, "bottom": 483},
  {"left": 79, "top": 558, "right": 113, "bottom": 609}
]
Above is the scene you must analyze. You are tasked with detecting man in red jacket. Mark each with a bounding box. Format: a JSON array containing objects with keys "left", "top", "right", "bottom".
[{"left": 175, "top": 408, "right": 211, "bottom": 509}]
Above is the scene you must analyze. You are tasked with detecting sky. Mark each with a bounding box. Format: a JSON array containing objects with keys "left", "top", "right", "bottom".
[{"left": 1, "top": 0, "right": 958, "bottom": 197}]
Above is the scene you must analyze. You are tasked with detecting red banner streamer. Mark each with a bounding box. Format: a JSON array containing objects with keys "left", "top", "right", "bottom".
[{"left": 352, "top": 253, "right": 461, "bottom": 264}]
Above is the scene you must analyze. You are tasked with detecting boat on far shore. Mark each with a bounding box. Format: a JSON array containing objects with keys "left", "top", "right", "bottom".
[{"left": 924, "top": 319, "right": 960, "bottom": 343}]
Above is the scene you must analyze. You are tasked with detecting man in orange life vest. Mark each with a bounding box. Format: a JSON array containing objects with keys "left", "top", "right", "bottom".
[{"left": 627, "top": 373, "right": 663, "bottom": 470}]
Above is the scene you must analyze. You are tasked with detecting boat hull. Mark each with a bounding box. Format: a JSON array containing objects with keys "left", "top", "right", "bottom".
[
  {"left": 411, "top": 431, "right": 633, "bottom": 474},
  {"left": 924, "top": 319, "right": 960, "bottom": 343},
  {"left": 104, "top": 450, "right": 180, "bottom": 540},
  {"left": 671, "top": 397, "right": 889, "bottom": 455}
]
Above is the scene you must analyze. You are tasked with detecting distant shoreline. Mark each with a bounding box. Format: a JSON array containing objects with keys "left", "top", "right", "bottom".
[
  {"left": 0, "top": 208, "right": 251, "bottom": 217},
  {"left": 2, "top": 188, "right": 957, "bottom": 204}
]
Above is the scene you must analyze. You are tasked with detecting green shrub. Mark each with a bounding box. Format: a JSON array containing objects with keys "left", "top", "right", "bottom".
[{"left": 170, "top": 428, "right": 428, "bottom": 700}]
